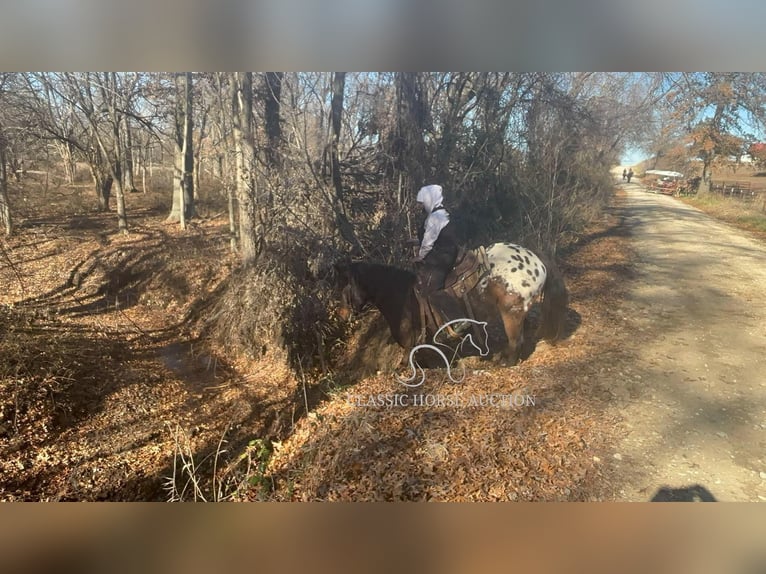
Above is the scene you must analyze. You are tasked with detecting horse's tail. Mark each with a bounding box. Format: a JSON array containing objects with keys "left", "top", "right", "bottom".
[{"left": 538, "top": 257, "right": 569, "bottom": 342}]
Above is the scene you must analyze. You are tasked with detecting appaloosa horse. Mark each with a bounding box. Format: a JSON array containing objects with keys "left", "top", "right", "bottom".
[{"left": 335, "top": 242, "right": 569, "bottom": 365}]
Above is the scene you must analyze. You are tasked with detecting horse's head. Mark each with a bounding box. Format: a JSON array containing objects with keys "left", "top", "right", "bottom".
[
  {"left": 334, "top": 261, "right": 367, "bottom": 321},
  {"left": 333, "top": 260, "right": 421, "bottom": 349}
]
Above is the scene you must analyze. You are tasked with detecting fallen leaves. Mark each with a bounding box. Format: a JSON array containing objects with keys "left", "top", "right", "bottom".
[{"left": 0, "top": 190, "right": 638, "bottom": 501}]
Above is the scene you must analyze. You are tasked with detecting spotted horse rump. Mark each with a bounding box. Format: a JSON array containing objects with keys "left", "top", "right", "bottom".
[
  {"left": 481, "top": 242, "right": 547, "bottom": 311},
  {"left": 470, "top": 241, "right": 566, "bottom": 363}
]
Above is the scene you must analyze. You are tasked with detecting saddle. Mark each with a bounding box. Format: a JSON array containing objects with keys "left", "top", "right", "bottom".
[
  {"left": 414, "top": 247, "right": 491, "bottom": 343},
  {"left": 444, "top": 246, "right": 490, "bottom": 299}
]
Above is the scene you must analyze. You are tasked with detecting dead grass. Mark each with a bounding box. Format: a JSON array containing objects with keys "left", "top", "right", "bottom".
[{"left": 677, "top": 193, "right": 766, "bottom": 241}]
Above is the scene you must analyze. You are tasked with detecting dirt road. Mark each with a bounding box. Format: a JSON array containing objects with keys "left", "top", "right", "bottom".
[{"left": 609, "top": 180, "right": 766, "bottom": 501}]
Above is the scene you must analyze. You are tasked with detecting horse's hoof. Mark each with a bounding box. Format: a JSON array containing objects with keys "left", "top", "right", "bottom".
[{"left": 501, "top": 354, "right": 520, "bottom": 367}]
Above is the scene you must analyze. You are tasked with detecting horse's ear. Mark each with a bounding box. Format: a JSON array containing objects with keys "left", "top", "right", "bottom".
[
  {"left": 333, "top": 258, "right": 353, "bottom": 284},
  {"left": 334, "top": 255, "right": 353, "bottom": 272},
  {"left": 333, "top": 260, "right": 348, "bottom": 276}
]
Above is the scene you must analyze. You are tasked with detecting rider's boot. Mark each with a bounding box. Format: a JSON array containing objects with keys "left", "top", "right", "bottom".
[{"left": 428, "top": 290, "right": 471, "bottom": 335}]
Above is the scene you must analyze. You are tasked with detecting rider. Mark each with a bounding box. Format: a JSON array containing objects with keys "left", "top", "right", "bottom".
[{"left": 411, "top": 184, "right": 460, "bottom": 297}]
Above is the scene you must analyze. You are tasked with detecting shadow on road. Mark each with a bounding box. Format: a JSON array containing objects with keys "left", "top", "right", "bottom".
[{"left": 650, "top": 484, "right": 717, "bottom": 502}]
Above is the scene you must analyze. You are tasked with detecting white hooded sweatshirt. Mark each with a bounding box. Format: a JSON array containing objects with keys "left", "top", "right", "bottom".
[{"left": 416, "top": 184, "right": 450, "bottom": 259}]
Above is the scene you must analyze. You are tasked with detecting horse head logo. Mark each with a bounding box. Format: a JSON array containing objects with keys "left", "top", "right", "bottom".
[{"left": 396, "top": 318, "right": 490, "bottom": 388}]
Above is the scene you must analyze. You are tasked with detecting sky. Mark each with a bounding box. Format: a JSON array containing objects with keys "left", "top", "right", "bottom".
[{"left": 621, "top": 148, "right": 648, "bottom": 167}]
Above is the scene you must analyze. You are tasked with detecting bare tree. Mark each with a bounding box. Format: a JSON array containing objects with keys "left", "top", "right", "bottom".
[
  {"left": 231, "top": 72, "right": 261, "bottom": 265},
  {"left": 21, "top": 72, "right": 131, "bottom": 222},
  {"left": 167, "top": 72, "right": 194, "bottom": 226},
  {"left": 76, "top": 72, "right": 129, "bottom": 232},
  {"left": 0, "top": 73, "right": 13, "bottom": 235},
  {"left": 329, "top": 72, "right": 363, "bottom": 251},
  {"left": 210, "top": 73, "right": 238, "bottom": 252},
  {"left": 394, "top": 72, "right": 429, "bottom": 191},
  {"left": 118, "top": 72, "right": 142, "bottom": 194},
  {"left": 263, "top": 72, "right": 283, "bottom": 170},
  {"left": 0, "top": 146, "right": 9, "bottom": 235},
  {"left": 122, "top": 115, "right": 137, "bottom": 193}
]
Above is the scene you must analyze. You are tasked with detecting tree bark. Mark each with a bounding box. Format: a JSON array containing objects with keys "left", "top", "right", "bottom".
[
  {"left": 0, "top": 137, "right": 12, "bottom": 235},
  {"left": 264, "top": 72, "right": 283, "bottom": 170},
  {"left": 168, "top": 72, "right": 195, "bottom": 224},
  {"left": 89, "top": 160, "right": 112, "bottom": 212},
  {"left": 142, "top": 139, "right": 152, "bottom": 192},
  {"left": 395, "top": 72, "right": 429, "bottom": 191},
  {"left": 330, "top": 72, "right": 346, "bottom": 206},
  {"left": 122, "top": 117, "right": 137, "bottom": 192},
  {"left": 194, "top": 104, "right": 208, "bottom": 199},
  {"left": 232, "top": 72, "right": 260, "bottom": 266},
  {"left": 55, "top": 140, "right": 77, "bottom": 185},
  {"left": 213, "top": 73, "right": 237, "bottom": 253},
  {"left": 329, "top": 72, "right": 364, "bottom": 254},
  {"left": 113, "top": 156, "right": 128, "bottom": 233},
  {"left": 102, "top": 73, "right": 128, "bottom": 233}
]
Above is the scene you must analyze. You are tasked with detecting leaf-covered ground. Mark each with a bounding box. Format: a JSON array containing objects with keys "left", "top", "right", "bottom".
[
  {"left": 0, "top": 189, "right": 301, "bottom": 501},
  {"left": 1, "top": 185, "right": 636, "bottom": 501}
]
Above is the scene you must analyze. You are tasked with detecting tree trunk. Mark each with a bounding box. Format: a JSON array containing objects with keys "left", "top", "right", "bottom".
[
  {"left": 141, "top": 155, "right": 147, "bottom": 193},
  {"left": 9, "top": 155, "right": 22, "bottom": 182},
  {"left": 395, "top": 72, "right": 428, "bottom": 191},
  {"left": 168, "top": 72, "right": 195, "bottom": 224},
  {"left": 0, "top": 141, "right": 12, "bottom": 235},
  {"left": 113, "top": 158, "right": 128, "bottom": 233},
  {"left": 215, "top": 73, "right": 237, "bottom": 254},
  {"left": 434, "top": 73, "right": 472, "bottom": 186},
  {"left": 122, "top": 117, "right": 137, "bottom": 192},
  {"left": 264, "top": 72, "right": 283, "bottom": 170},
  {"left": 214, "top": 154, "right": 223, "bottom": 179},
  {"left": 55, "top": 141, "right": 77, "bottom": 185},
  {"left": 105, "top": 75, "right": 128, "bottom": 233},
  {"left": 698, "top": 153, "right": 713, "bottom": 194},
  {"left": 232, "top": 72, "right": 260, "bottom": 266},
  {"left": 194, "top": 104, "right": 208, "bottom": 199},
  {"left": 143, "top": 140, "right": 152, "bottom": 192},
  {"left": 182, "top": 73, "right": 195, "bottom": 220},
  {"left": 214, "top": 73, "right": 229, "bottom": 183},
  {"left": 171, "top": 109, "right": 183, "bottom": 220},
  {"left": 228, "top": 182, "right": 237, "bottom": 253},
  {"left": 99, "top": 174, "right": 112, "bottom": 211},
  {"left": 330, "top": 72, "right": 345, "bottom": 206},
  {"left": 329, "top": 72, "right": 362, "bottom": 253},
  {"left": 89, "top": 162, "right": 112, "bottom": 211},
  {"left": 78, "top": 72, "right": 128, "bottom": 232}
]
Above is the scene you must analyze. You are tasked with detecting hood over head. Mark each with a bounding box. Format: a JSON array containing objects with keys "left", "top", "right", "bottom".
[{"left": 416, "top": 184, "right": 444, "bottom": 214}]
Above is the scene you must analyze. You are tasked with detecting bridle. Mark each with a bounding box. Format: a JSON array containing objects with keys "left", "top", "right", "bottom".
[{"left": 338, "top": 273, "right": 365, "bottom": 320}]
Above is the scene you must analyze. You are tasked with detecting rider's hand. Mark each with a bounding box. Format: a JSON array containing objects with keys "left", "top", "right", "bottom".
[{"left": 411, "top": 256, "right": 423, "bottom": 264}]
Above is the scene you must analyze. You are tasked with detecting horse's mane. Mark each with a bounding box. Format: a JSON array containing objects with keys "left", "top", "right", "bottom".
[
  {"left": 350, "top": 261, "right": 417, "bottom": 290},
  {"left": 348, "top": 262, "right": 418, "bottom": 348}
]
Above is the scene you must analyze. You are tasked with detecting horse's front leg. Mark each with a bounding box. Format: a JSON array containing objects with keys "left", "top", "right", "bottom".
[{"left": 498, "top": 305, "right": 525, "bottom": 366}]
